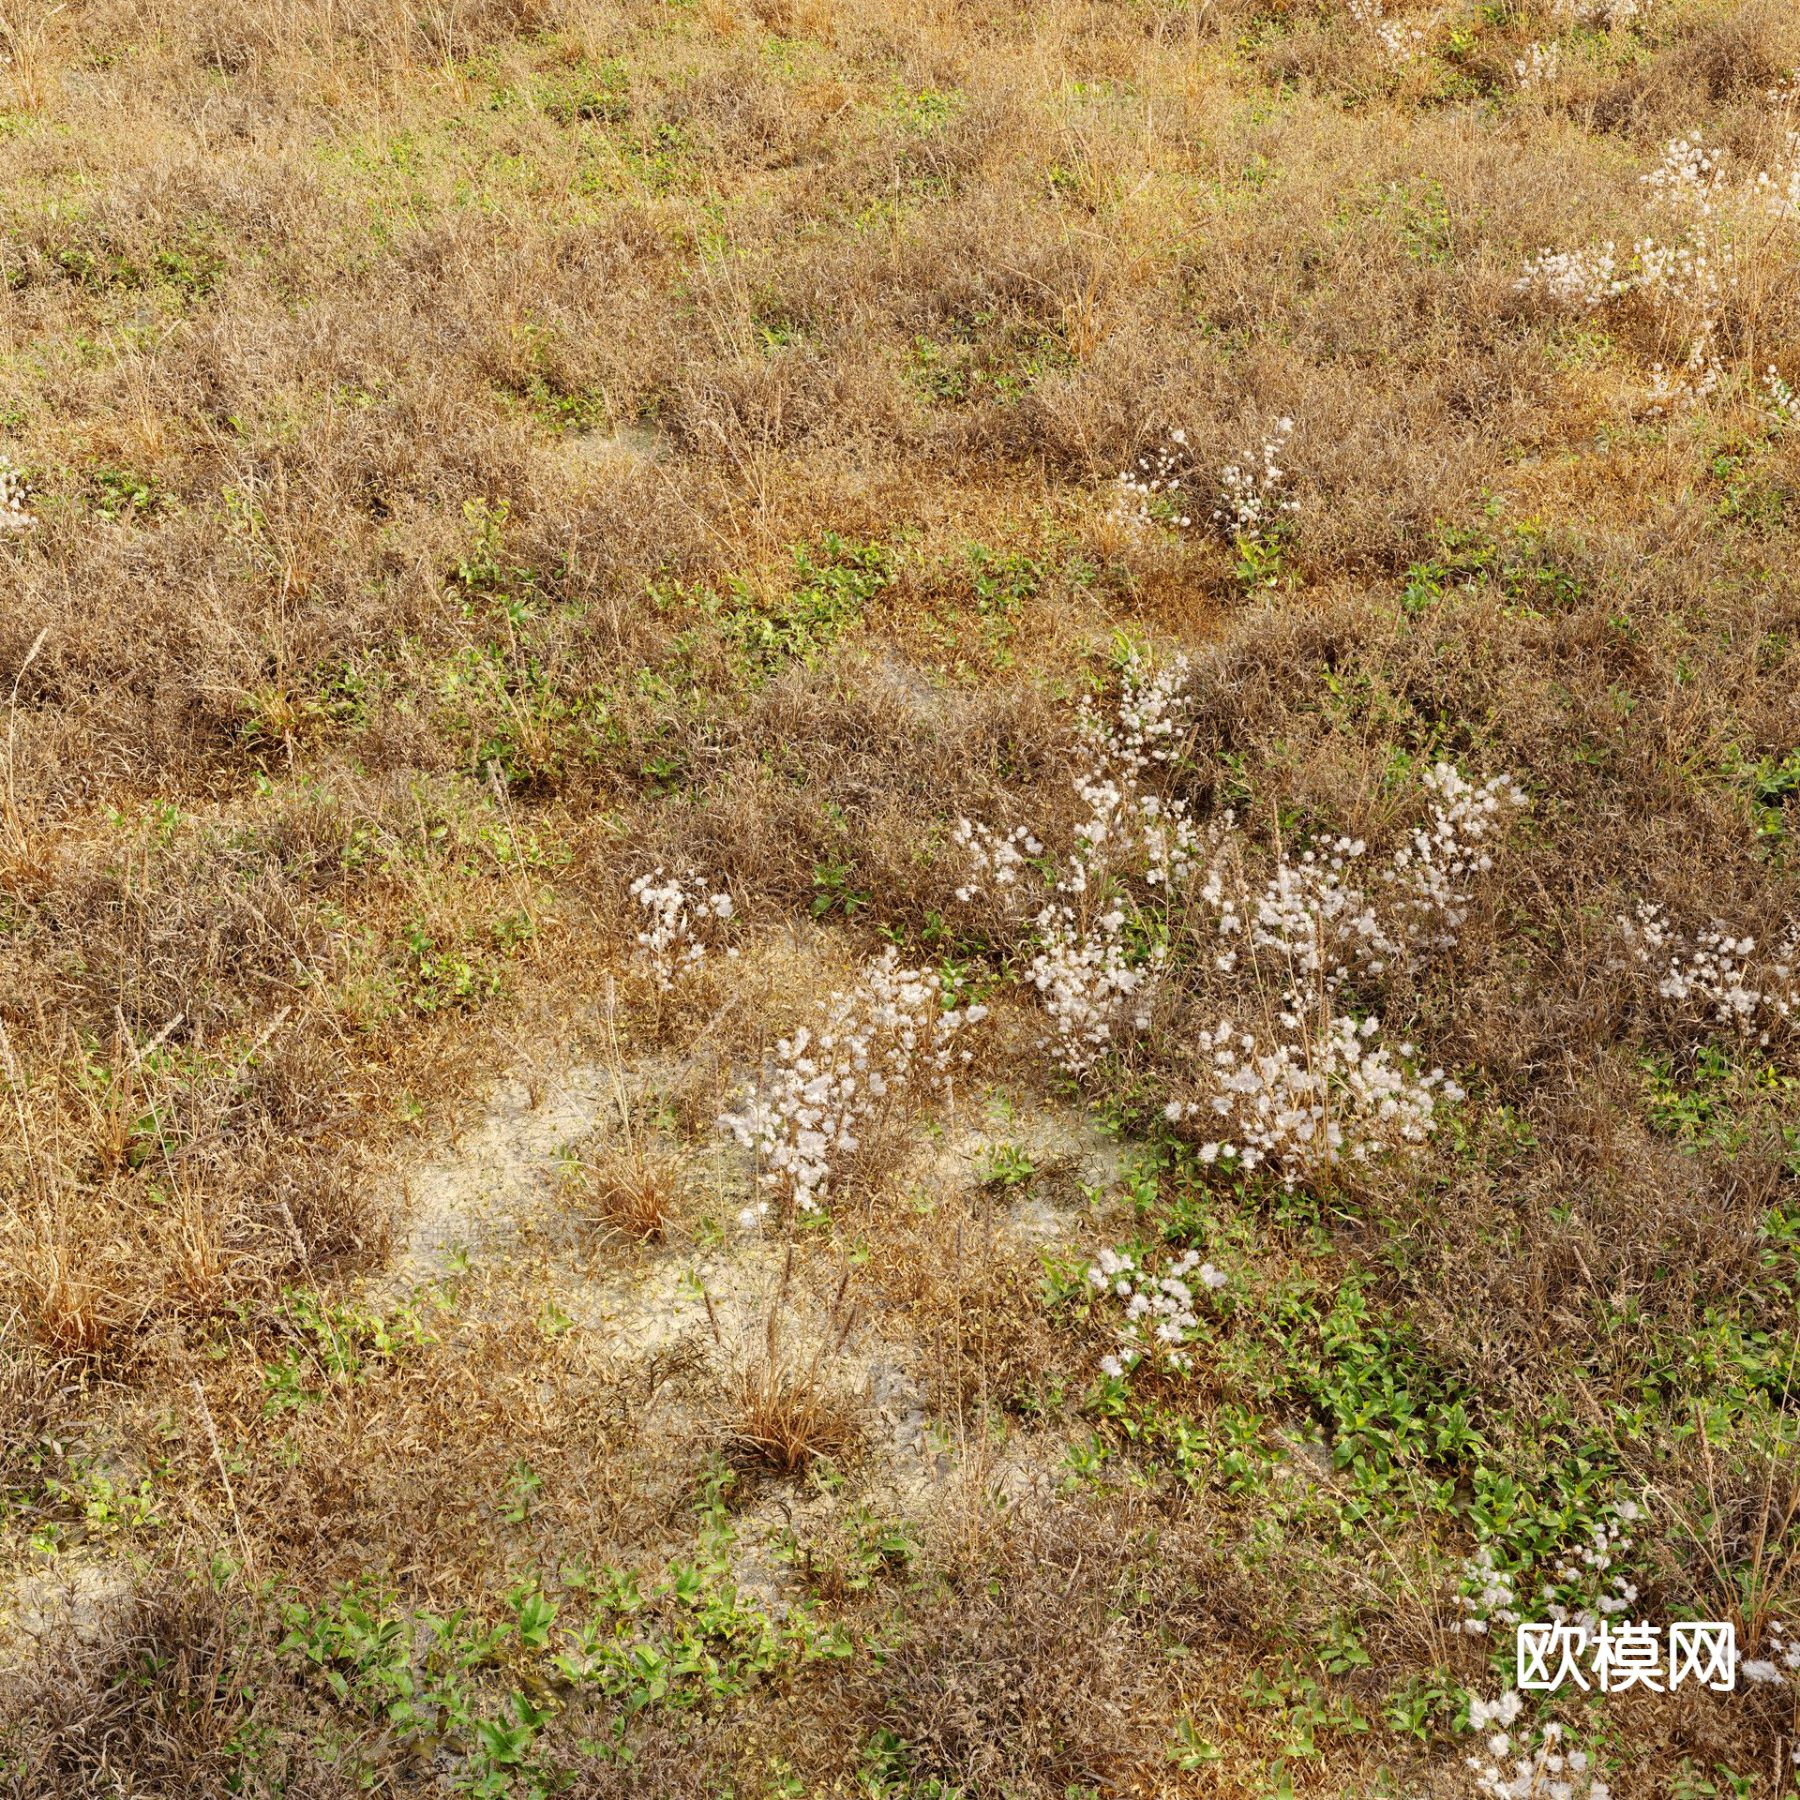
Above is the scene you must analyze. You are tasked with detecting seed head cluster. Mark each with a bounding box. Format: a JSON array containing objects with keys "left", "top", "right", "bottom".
[
  {"left": 1027, "top": 903, "right": 1166, "bottom": 1076},
  {"left": 0, "top": 458, "right": 33, "bottom": 534},
  {"left": 1153, "top": 763, "right": 1521, "bottom": 1186},
  {"left": 1544, "top": 1511, "right": 1639, "bottom": 1627},
  {"left": 950, "top": 819, "right": 1044, "bottom": 901},
  {"left": 629, "top": 868, "right": 737, "bottom": 987},
  {"left": 1617, "top": 902, "right": 1800, "bottom": 1043},
  {"left": 1465, "top": 1698, "right": 1611, "bottom": 1800},
  {"left": 1164, "top": 1010, "right": 1460, "bottom": 1188},
  {"left": 952, "top": 654, "right": 1526, "bottom": 1179},
  {"left": 1514, "top": 125, "right": 1800, "bottom": 411},
  {"left": 1112, "top": 418, "right": 1300, "bottom": 551},
  {"left": 720, "top": 950, "right": 985, "bottom": 1222},
  {"left": 1216, "top": 415, "right": 1297, "bottom": 541},
  {"left": 1741, "top": 1619, "right": 1800, "bottom": 1687},
  {"left": 954, "top": 650, "right": 1216, "bottom": 1074},
  {"left": 1219, "top": 835, "right": 1395, "bottom": 982},
  {"left": 1087, "top": 1245, "right": 1227, "bottom": 1377},
  {"left": 1645, "top": 327, "right": 1723, "bottom": 412},
  {"left": 1449, "top": 1546, "right": 1520, "bottom": 1637},
  {"left": 1451, "top": 1497, "right": 1641, "bottom": 1647},
  {"left": 1386, "top": 764, "right": 1530, "bottom": 947},
  {"left": 1514, "top": 244, "right": 1628, "bottom": 311},
  {"left": 1112, "top": 429, "right": 1194, "bottom": 534},
  {"left": 1346, "top": 0, "right": 1433, "bottom": 62}
]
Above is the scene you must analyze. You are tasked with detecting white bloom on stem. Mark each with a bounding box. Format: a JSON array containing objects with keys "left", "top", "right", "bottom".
[
  {"left": 629, "top": 867, "right": 738, "bottom": 988},
  {"left": 719, "top": 950, "right": 985, "bottom": 1218}
]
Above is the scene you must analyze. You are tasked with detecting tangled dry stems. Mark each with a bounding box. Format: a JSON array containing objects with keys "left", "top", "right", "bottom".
[
  {"left": 3, "top": 0, "right": 1800, "bottom": 1793},
  {"left": 710, "top": 1248, "right": 862, "bottom": 1475},
  {"left": 569, "top": 1141, "right": 686, "bottom": 1244}
]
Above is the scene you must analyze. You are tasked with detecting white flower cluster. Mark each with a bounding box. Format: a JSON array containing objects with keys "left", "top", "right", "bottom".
[
  {"left": 1514, "top": 41, "right": 1560, "bottom": 90},
  {"left": 1218, "top": 835, "right": 1394, "bottom": 983},
  {"left": 1617, "top": 902, "right": 1800, "bottom": 1043},
  {"left": 1454, "top": 1500, "right": 1642, "bottom": 1644},
  {"left": 1386, "top": 764, "right": 1530, "bottom": 948},
  {"left": 1058, "top": 766, "right": 1202, "bottom": 892},
  {"left": 1143, "top": 761, "right": 1520, "bottom": 1187},
  {"left": 1101, "top": 650, "right": 1193, "bottom": 779},
  {"left": 954, "top": 651, "right": 1218, "bottom": 1075},
  {"left": 1110, "top": 416, "right": 1303, "bottom": 557},
  {"left": 952, "top": 657, "right": 1523, "bottom": 1178},
  {"left": 1112, "top": 430, "right": 1194, "bottom": 534},
  {"left": 950, "top": 819, "right": 1044, "bottom": 902},
  {"left": 1449, "top": 1546, "right": 1520, "bottom": 1637},
  {"left": 1068, "top": 659, "right": 1210, "bottom": 893},
  {"left": 1765, "top": 363, "right": 1800, "bottom": 427},
  {"left": 1028, "top": 903, "right": 1165, "bottom": 1076},
  {"left": 1755, "top": 132, "right": 1800, "bottom": 223},
  {"left": 1466, "top": 1697, "right": 1610, "bottom": 1800},
  {"left": 1517, "top": 136, "right": 1732, "bottom": 319},
  {"left": 1512, "top": 126, "right": 1800, "bottom": 411},
  {"left": 1201, "top": 765, "right": 1525, "bottom": 988},
  {"left": 1167, "top": 760, "right": 1519, "bottom": 1179},
  {"left": 1641, "top": 133, "right": 1725, "bottom": 218},
  {"left": 719, "top": 950, "right": 986, "bottom": 1221},
  {"left": 1087, "top": 1245, "right": 1226, "bottom": 1377},
  {"left": 0, "top": 457, "right": 33, "bottom": 534},
  {"left": 1035, "top": 666, "right": 1218, "bottom": 1071},
  {"left": 1216, "top": 416, "right": 1297, "bottom": 540},
  {"left": 1645, "top": 326, "right": 1723, "bottom": 415},
  {"left": 1467, "top": 1691, "right": 1522, "bottom": 1734},
  {"left": 1633, "top": 142, "right": 1732, "bottom": 414},
  {"left": 1347, "top": 0, "right": 1434, "bottom": 61},
  {"left": 1164, "top": 1009, "right": 1459, "bottom": 1189},
  {"left": 1541, "top": 1503, "right": 1640, "bottom": 1628},
  {"left": 1741, "top": 1619, "right": 1800, "bottom": 1686},
  {"left": 1631, "top": 228, "right": 1728, "bottom": 310},
  {"left": 629, "top": 867, "right": 736, "bottom": 987},
  {"left": 1514, "top": 245, "right": 1627, "bottom": 311}
]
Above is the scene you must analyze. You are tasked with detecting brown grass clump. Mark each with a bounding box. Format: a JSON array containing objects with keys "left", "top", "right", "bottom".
[
  {"left": 560, "top": 980, "right": 694, "bottom": 1241},
  {"left": 712, "top": 1247, "right": 862, "bottom": 1475},
  {"left": 23, "top": 1244, "right": 116, "bottom": 1360},
  {"left": 572, "top": 1141, "right": 688, "bottom": 1244},
  {"left": 0, "top": 1568, "right": 306, "bottom": 1800},
  {"left": 719, "top": 1347, "right": 860, "bottom": 1476},
  {"left": 845, "top": 1498, "right": 1172, "bottom": 1799}
]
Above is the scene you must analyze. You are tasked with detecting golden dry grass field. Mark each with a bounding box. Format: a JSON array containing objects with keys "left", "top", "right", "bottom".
[{"left": 5, "top": 0, "right": 1800, "bottom": 1793}]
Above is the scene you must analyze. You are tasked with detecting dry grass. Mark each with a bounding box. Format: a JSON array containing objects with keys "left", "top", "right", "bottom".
[
  {"left": 3, "top": 0, "right": 1800, "bottom": 1792},
  {"left": 561, "top": 981, "right": 692, "bottom": 1241},
  {"left": 0, "top": 1566, "right": 304, "bottom": 1800},
  {"left": 711, "top": 1246, "right": 862, "bottom": 1474},
  {"left": 571, "top": 1140, "right": 687, "bottom": 1242}
]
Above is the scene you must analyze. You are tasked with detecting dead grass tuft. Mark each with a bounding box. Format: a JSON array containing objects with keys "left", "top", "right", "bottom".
[
  {"left": 569, "top": 1140, "right": 688, "bottom": 1244},
  {"left": 712, "top": 1247, "right": 862, "bottom": 1475},
  {"left": 0, "top": 1568, "right": 306, "bottom": 1800},
  {"left": 848, "top": 1498, "right": 1169, "bottom": 1799},
  {"left": 25, "top": 1249, "right": 115, "bottom": 1359},
  {"left": 719, "top": 1348, "right": 860, "bottom": 1476}
]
